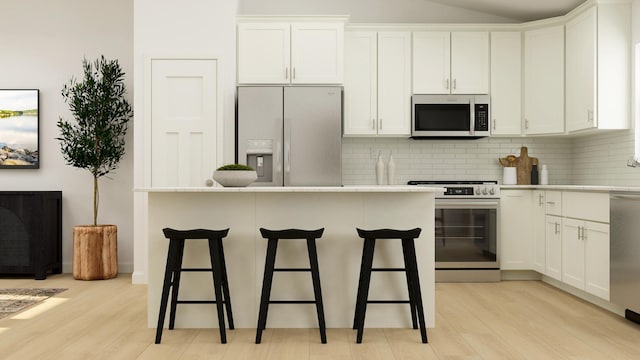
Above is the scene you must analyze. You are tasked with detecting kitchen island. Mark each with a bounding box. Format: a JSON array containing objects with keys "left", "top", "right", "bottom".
[{"left": 141, "top": 186, "right": 443, "bottom": 329}]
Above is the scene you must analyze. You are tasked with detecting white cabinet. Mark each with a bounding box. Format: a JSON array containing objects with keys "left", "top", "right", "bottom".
[
  {"left": 561, "top": 191, "right": 610, "bottom": 300},
  {"left": 344, "top": 31, "right": 411, "bottom": 136},
  {"left": 412, "top": 31, "right": 489, "bottom": 94},
  {"left": 490, "top": 32, "right": 522, "bottom": 136},
  {"left": 499, "top": 190, "right": 533, "bottom": 270},
  {"left": 532, "top": 190, "right": 546, "bottom": 273},
  {"left": 565, "top": 4, "right": 631, "bottom": 133},
  {"left": 523, "top": 25, "right": 564, "bottom": 135},
  {"left": 545, "top": 215, "right": 563, "bottom": 281},
  {"left": 237, "top": 21, "right": 344, "bottom": 84}
]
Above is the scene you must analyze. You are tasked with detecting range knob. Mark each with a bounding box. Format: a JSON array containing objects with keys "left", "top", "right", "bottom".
[
  {"left": 489, "top": 188, "right": 495, "bottom": 195},
  {"left": 482, "top": 187, "right": 488, "bottom": 195}
]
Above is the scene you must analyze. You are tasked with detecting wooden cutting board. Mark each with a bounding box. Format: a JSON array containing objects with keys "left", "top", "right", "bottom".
[{"left": 500, "top": 146, "right": 538, "bottom": 185}]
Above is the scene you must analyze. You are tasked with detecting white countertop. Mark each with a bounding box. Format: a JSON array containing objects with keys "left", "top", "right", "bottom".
[
  {"left": 136, "top": 185, "right": 446, "bottom": 193},
  {"left": 501, "top": 185, "right": 640, "bottom": 192}
]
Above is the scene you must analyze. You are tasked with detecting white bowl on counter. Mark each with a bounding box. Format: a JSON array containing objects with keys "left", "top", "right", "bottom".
[{"left": 212, "top": 170, "right": 258, "bottom": 187}]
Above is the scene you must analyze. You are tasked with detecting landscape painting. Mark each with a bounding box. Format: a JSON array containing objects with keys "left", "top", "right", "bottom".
[{"left": 0, "top": 89, "right": 39, "bottom": 168}]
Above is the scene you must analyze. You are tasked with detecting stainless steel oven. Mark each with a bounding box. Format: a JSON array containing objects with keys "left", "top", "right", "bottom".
[{"left": 408, "top": 180, "right": 500, "bottom": 282}]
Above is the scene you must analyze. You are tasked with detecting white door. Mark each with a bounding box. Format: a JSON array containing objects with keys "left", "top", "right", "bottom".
[
  {"left": 150, "top": 59, "right": 221, "bottom": 187},
  {"left": 499, "top": 190, "right": 534, "bottom": 270},
  {"left": 451, "top": 32, "right": 489, "bottom": 94},
  {"left": 344, "top": 31, "right": 378, "bottom": 136},
  {"left": 412, "top": 32, "right": 450, "bottom": 94},
  {"left": 490, "top": 32, "right": 522, "bottom": 135},
  {"left": 377, "top": 31, "right": 411, "bottom": 136},
  {"left": 237, "top": 22, "right": 290, "bottom": 84}
]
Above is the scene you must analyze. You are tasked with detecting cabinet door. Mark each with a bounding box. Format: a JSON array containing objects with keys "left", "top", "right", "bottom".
[
  {"left": 566, "top": 7, "right": 597, "bottom": 132},
  {"left": 377, "top": 32, "right": 411, "bottom": 136},
  {"left": 344, "top": 31, "right": 377, "bottom": 136},
  {"left": 523, "top": 25, "right": 565, "bottom": 135},
  {"left": 545, "top": 215, "right": 563, "bottom": 281},
  {"left": 562, "top": 218, "right": 585, "bottom": 290},
  {"left": 237, "top": 22, "right": 290, "bottom": 84},
  {"left": 451, "top": 32, "right": 489, "bottom": 94},
  {"left": 291, "top": 22, "right": 344, "bottom": 84},
  {"left": 499, "top": 190, "right": 533, "bottom": 270},
  {"left": 532, "top": 190, "right": 546, "bottom": 273},
  {"left": 584, "top": 221, "right": 609, "bottom": 300},
  {"left": 490, "top": 32, "right": 522, "bottom": 135},
  {"left": 412, "top": 32, "right": 450, "bottom": 94}
]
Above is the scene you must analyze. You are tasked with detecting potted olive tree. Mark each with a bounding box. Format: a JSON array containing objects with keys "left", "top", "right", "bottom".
[{"left": 57, "top": 55, "right": 133, "bottom": 280}]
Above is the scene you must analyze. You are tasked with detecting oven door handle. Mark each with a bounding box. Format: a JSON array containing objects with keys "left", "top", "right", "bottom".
[{"left": 436, "top": 200, "right": 499, "bottom": 209}]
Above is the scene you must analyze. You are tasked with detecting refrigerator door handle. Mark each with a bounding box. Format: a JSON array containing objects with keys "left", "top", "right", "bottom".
[
  {"left": 284, "top": 137, "right": 291, "bottom": 174},
  {"left": 276, "top": 140, "right": 282, "bottom": 173}
]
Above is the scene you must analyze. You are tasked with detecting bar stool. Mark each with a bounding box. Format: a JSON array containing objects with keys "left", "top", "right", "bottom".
[
  {"left": 155, "top": 228, "right": 234, "bottom": 344},
  {"left": 353, "top": 228, "right": 427, "bottom": 344},
  {"left": 256, "top": 228, "right": 327, "bottom": 344}
]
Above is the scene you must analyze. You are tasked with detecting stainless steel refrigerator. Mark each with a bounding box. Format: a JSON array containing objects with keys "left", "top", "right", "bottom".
[{"left": 236, "top": 86, "right": 343, "bottom": 186}]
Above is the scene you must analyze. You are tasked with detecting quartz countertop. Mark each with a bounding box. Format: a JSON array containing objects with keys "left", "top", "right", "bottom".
[
  {"left": 500, "top": 185, "right": 640, "bottom": 192},
  {"left": 136, "top": 185, "right": 446, "bottom": 193}
]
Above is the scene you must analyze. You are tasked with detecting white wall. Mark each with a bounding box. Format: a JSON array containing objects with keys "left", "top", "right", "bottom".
[
  {"left": 0, "top": 0, "right": 134, "bottom": 273},
  {"left": 132, "top": 0, "right": 238, "bottom": 283}
]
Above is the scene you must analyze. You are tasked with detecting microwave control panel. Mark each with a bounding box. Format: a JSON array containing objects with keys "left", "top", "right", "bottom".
[{"left": 475, "top": 104, "right": 489, "bottom": 131}]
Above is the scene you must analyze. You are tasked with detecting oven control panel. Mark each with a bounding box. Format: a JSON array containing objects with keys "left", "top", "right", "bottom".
[{"left": 408, "top": 180, "right": 500, "bottom": 199}]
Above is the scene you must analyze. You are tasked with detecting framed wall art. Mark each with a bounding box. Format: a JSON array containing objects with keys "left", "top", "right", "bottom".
[{"left": 0, "top": 89, "right": 39, "bottom": 169}]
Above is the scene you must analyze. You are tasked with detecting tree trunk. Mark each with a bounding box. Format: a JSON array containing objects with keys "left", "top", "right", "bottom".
[{"left": 73, "top": 224, "right": 118, "bottom": 280}]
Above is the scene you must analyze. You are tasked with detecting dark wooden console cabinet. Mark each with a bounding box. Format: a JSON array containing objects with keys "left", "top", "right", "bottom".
[{"left": 0, "top": 191, "right": 62, "bottom": 280}]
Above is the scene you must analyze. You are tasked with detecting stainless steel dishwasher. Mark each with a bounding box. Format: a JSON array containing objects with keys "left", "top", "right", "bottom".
[{"left": 610, "top": 192, "right": 640, "bottom": 324}]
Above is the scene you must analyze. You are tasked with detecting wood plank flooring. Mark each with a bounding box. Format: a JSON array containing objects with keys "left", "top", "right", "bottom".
[{"left": 1, "top": 274, "right": 639, "bottom": 359}]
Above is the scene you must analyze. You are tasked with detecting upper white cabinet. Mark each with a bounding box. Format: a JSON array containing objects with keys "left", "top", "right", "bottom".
[
  {"left": 523, "top": 25, "right": 565, "bottom": 135},
  {"left": 237, "top": 21, "right": 344, "bottom": 84},
  {"left": 413, "top": 31, "right": 489, "bottom": 94},
  {"left": 490, "top": 32, "right": 522, "bottom": 136},
  {"left": 565, "top": 4, "right": 631, "bottom": 133},
  {"left": 344, "top": 30, "right": 411, "bottom": 136}
]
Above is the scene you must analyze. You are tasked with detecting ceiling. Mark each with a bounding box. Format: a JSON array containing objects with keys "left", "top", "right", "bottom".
[{"left": 426, "top": 0, "right": 587, "bottom": 22}]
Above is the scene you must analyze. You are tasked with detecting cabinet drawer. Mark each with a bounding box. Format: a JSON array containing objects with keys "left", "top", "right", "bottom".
[
  {"left": 545, "top": 191, "right": 562, "bottom": 216},
  {"left": 562, "top": 192, "right": 609, "bottom": 223}
]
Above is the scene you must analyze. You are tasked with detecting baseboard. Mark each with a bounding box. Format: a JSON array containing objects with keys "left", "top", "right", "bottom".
[{"left": 500, "top": 270, "right": 542, "bottom": 281}]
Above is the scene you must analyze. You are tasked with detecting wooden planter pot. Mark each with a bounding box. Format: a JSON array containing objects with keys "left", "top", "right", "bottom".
[{"left": 73, "top": 224, "right": 118, "bottom": 280}]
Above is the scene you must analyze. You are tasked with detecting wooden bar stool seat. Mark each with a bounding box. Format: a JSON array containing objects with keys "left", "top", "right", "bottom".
[
  {"left": 353, "top": 228, "right": 427, "bottom": 344},
  {"left": 155, "top": 228, "right": 234, "bottom": 344},
  {"left": 256, "top": 228, "right": 327, "bottom": 344}
]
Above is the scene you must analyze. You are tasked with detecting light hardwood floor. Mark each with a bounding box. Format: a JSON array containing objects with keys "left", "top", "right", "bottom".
[{"left": 1, "top": 274, "right": 639, "bottom": 359}]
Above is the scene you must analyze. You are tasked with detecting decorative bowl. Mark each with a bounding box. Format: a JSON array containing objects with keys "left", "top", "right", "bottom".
[{"left": 212, "top": 170, "right": 257, "bottom": 187}]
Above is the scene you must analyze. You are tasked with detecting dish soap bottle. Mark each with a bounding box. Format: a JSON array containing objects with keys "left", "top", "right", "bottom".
[
  {"left": 376, "top": 151, "right": 385, "bottom": 185},
  {"left": 530, "top": 164, "right": 539, "bottom": 185},
  {"left": 540, "top": 164, "right": 549, "bottom": 185}
]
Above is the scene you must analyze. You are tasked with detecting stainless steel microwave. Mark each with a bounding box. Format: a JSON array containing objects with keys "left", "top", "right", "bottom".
[{"left": 411, "top": 94, "right": 490, "bottom": 138}]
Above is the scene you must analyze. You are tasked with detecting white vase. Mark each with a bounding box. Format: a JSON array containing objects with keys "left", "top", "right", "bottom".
[
  {"left": 375, "top": 153, "right": 385, "bottom": 185},
  {"left": 540, "top": 164, "right": 549, "bottom": 185},
  {"left": 387, "top": 153, "right": 396, "bottom": 185}
]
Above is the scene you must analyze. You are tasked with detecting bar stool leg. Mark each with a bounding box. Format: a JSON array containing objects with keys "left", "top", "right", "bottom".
[
  {"left": 156, "top": 239, "right": 179, "bottom": 344},
  {"left": 404, "top": 238, "right": 428, "bottom": 343},
  {"left": 401, "top": 239, "right": 419, "bottom": 330},
  {"left": 355, "top": 238, "right": 376, "bottom": 344},
  {"left": 352, "top": 240, "right": 369, "bottom": 330},
  {"left": 256, "top": 238, "right": 278, "bottom": 344},
  {"left": 217, "top": 239, "right": 234, "bottom": 330},
  {"left": 208, "top": 238, "right": 227, "bottom": 344},
  {"left": 169, "top": 239, "right": 185, "bottom": 330},
  {"left": 307, "top": 238, "right": 327, "bottom": 344}
]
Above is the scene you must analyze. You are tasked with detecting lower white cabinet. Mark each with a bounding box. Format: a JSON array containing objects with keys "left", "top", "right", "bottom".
[
  {"left": 499, "top": 190, "right": 533, "bottom": 270},
  {"left": 561, "top": 218, "right": 609, "bottom": 300},
  {"left": 532, "top": 190, "right": 546, "bottom": 273},
  {"left": 545, "top": 215, "right": 563, "bottom": 281}
]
